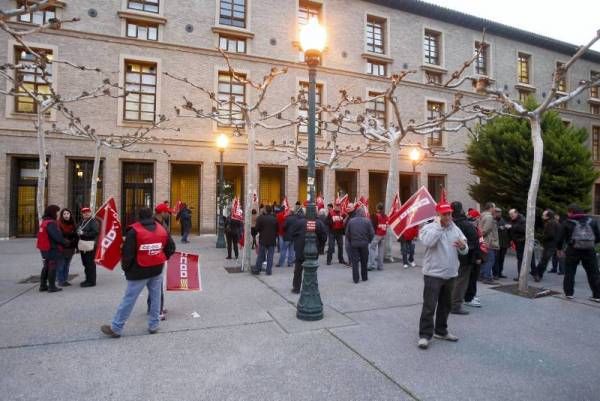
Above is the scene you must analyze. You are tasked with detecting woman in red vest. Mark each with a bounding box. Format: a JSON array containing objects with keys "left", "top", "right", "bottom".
[{"left": 36, "top": 205, "right": 67, "bottom": 293}]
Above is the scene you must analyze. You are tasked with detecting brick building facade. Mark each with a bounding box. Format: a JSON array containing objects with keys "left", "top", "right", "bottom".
[{"left": 1, "top": 0, "right": 599, "bottom": 237}]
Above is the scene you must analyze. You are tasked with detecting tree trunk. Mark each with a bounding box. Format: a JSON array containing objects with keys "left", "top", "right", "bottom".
[
  {"left": 35, "top": 109, "right": 46, "bottom": 221},
  {"left": 241, "top": 115, "right": 256, "bottom": 272},
  {"left": 90, "top": 140, "right": 102, "bottom": 213},
  {"left": 383, "top": 138, "right": 398, "bottom": 262},
  {"left": 519, "top": 116, "right": 543, "bottom": 294}
]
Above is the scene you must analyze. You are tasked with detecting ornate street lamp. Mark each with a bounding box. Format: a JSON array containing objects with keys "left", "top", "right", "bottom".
[
  {"left": 297, "top": 17, "right": 326, "bottom": 321},
  {"left": 409, "top": 148, "right": 424, "bottom": 194},
  {"left": 216, "top": 133, "right": 229, "bottom": 248}
]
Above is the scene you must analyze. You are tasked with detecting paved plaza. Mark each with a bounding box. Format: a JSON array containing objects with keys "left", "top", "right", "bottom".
[{"left": 1, "top": 236, "right": 599, "bottom": 401}]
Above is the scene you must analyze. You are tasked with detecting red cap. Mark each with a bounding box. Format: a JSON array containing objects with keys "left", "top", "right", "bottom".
[
  {"left": 81, "top": 207, "right": 91, "bottom": 213},
  {"left": 467, "top": 209, "right": 481, "bottom": 218},
  {"left": 155, "top": 203, "right": 170, "bottom": 214},
  {"left": 436, "top": 202, "right": 453, "bottom": 214}
]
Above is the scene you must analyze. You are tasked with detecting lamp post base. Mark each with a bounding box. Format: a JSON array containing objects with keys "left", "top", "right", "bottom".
[{"left": 297, "top": 231, "right": 323, "bottom": 321}]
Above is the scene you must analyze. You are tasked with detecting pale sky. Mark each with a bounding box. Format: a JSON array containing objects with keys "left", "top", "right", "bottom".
[{"left": 425, "top": 0, "right": 600, "bottom": 52}]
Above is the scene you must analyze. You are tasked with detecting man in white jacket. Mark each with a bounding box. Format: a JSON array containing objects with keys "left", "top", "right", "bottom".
[{"left": 417, "top": 200, "right": 468, "bottom": 350}]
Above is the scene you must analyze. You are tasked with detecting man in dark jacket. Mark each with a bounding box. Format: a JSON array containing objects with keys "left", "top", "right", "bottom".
[
  {"left": 450, "top": 202, "right": 480, "bottom": 315},
  {"left": 507, "top": 209, "right": 535, "bottom": 280},
  {"left": 345, "top": 207, "right": 375, "bottom": 283},
  {"left": 101, "top": 207, "right": 176, "bottom": 338},
  {"left": 533, "top": 209, "right": 560, "bottom": 282},
  {"left": 290, "top": 208, "right": 327, "bottom": 293},
  {"left": 176, "top": 203, "right": 192, "bottom": 243},
  {"left": 493, "top": 208, "right": 510, "bottom": 279},
  {"left": 78, "top": 207, "right": 100, "bottom": 287},
  {"left": 225, "top": 210, "right": 242, "bottom": 260},
  {"left": 556, "top": 204, "right": 600, "bottom": 302},
  {"left": 36, "top": 205, "right": 67, "bottom": 293},
  {"left": 254, "top": 205, "right": 278, "bottom": 275}
]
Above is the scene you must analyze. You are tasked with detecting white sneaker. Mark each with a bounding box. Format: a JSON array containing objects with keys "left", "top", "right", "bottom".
[
  {"left": 565, "top": 295, "right": 575, "bottom": 300},
  {"left": 417, "top": 338, "right": 429, "bottom": 349},
  {"left": 464, "top": 299, "right": 481, "bottom": 308},
  {"left": 434, "top": 332, "right": 459, "bottom": 342},
  {"left": 410, "top": 262, "right": 416, "bottom": 267},
  {"left": 473, "top": 297, "right": 481, "bottom": 303},
  {"left": 403, "top": 264, "right": 409, "bottom": 269}
]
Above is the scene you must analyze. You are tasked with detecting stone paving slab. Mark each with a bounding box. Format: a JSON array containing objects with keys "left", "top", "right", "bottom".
[{"left": 267, "top": 304, "right": 356, "bottom": 333}]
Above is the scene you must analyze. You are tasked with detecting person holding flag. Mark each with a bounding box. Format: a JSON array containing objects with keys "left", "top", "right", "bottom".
[
  {"left": 101, "top": 207, "right": 176, "bottom": 338},
  {"left": 77, "top": 207, "right": 100, "bottom": 287},
  {"left": 417, "top": 197, "right": 468, "bottom": 350}
]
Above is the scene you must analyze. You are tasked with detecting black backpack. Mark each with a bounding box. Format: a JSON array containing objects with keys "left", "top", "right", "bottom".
[{"left": 568, "top": 218, "right": 595, "bottom": 250}]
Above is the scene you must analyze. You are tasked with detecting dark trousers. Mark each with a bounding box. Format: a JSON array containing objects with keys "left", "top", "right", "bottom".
[
  {"left": 327, "top": 232, "right": 345, "bottom": 263},
  {"left": 535, "top": 246, "right": 556, "bottom": 279},
  {"left": 419, "top": 275, "right": 455, "bottom": 340},
  {"left": 292, "top": 257, "right": 305, "bottom": 291},
  {"left": 350, "top": 246, "right": 369, "bottom": 283},
  {"left": 80, "top": 251, "right": 96, "bottom": 284},
  {"left": 493, "top": 247, "right": 508, "bottom": 277},
  {"left": 563, "top": 249, "right": 600, "bottom": 298},
  {"left": 226, "top": 232, "right": 239, "bottom": 258},
  {"left": 255, "top": 245, "right": 275, "bottom": 274},
  {"left": 464, "top": 263, "right": 480, "bottom": 302},
  {"left": 251, "top": 228, "right": 257, "bottom": 249},
  {"left": 400, "top": 239, "right": 415, "bottom": 264},
  {"left": 516, "top": 242, "right": 536, "bottom": 275},
  {"left": 40, "top": 258, "right": 59, "bottom": 290},
  {"left": 551, "top": 250, "right": 565, "bottom": 273},
  {"left": 451, "top": 262, "right": 473, "bottom": 311},
  {"left": 182, "top": 226, "right": 190, "bottom": 242}
]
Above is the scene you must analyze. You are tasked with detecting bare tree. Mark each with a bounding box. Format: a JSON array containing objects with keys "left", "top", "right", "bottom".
[{"left": 166, "top": 49, "right": 300, "bottom": 271}]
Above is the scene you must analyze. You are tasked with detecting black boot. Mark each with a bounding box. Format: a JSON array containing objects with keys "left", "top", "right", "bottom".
[
  {"left": 39, "top": 263, "right": 48, "bottom": 292},
  {"left": 47, "top": 266, "right": 62, "bottom": 293}
]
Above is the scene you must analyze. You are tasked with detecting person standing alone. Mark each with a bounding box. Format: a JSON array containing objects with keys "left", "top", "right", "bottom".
[{"left": 417, "top": 200, "right": 468, "bottom": 350}]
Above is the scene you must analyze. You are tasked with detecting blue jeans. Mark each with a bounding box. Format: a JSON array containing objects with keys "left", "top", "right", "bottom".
[
  {"left": 182, "top": 227, "right": 190, "bottom": 242},
  {"left": 56, "top": 255, "right": 71, "bottom": 283},
  {"left": 277, "top": 236, "right": 295, "bottom": 266},
  {"left": 255, "top": 245, "right": 275, "bottom": 274},
  {"left": 480, "top": 249, "right": 496, "bottom": 280},
  {"left": 368, "top": 235, "right": 385, "bottom": 269},
  {"left": 111, "top": 274, "right": 163, "bottom": 335}
]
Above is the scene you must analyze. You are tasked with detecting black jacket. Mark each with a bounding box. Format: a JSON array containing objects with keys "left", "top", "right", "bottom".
[
  {"left": 454, "top": 214, "right": 480, "bottom": 264},
  {"left": 556, "top": 215, "right": 600, "bottom": 252},
  {"left": 41, "top": 218, "right": 66, "bottom": 260},
  {"left": 290, "top": 212, "right": 327, "bottom": 260},
  {"left": 541, "top": 219, "right": 560, "bottom": 248},
  {"left": 177, "top": 207, "right": 192, "bottom": 230},
  {"left": 283, "top": 214, "right": 298, "bottom": 241},
  {"left": 121, "top": 217, "right": 176, "bottom": 281},
  {"left": 345, "top": 209, "right": 375, "bottom": 248},
  {"left": 225, "top": 216, "right": 242, "bottom": 237},
  {"left": 255, "top": 213, "right": 278, "bottom": 246},
  {"left": 509, "top": 214, "right": 526, "bottom": 244},
  {"left": 496, "top": 217, "right": 511, "bottom": 249}
]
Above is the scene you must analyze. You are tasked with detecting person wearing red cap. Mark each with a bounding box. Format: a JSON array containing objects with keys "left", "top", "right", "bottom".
[
  {"left": 77, "top": 206, "right": 99, "bottom": 287},
  {"left": 417, "top": 200, "right": 468, "bottom": 350}
]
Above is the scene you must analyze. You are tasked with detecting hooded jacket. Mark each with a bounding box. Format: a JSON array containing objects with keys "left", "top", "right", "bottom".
[
  {"left": 345, "top": 208, "right": 375, "bottom": 248},
  {"left": 419, "top": 220, "right": 468, "bottom": 279}
]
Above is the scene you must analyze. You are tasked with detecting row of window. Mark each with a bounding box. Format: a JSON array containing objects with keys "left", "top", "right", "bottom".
[{"left": 18, "top": 0, "right": 600, "bottom": 108}]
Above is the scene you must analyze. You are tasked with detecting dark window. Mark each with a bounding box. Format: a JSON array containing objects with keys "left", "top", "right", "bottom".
[
  {"left": 595, "top": 184, "right": 600, "bottom": 215},
  {"left": 556, "top": 62, "right": 567, "bottom": 92},
  {"left": 127, "top": 0, "right": 159, "bottom": 13},
  {"left": 475, "top": 42, "right": 488, "bottom": 76},
  {"left": 219, "top": 35, "right": 246, "bottom": 53},
  {"left": 426, "top": 101, "right": 444, "bottom": 147},
  {"left": 10, "top": 157, "right": 48, "bottom": 237},
  {"left": 591, "top": 103, "right": 600, "bottom": 115},
  {"left": 298, "top": 81, "right": 323, "bottom": 134},
  {"left": 590, "top": 71, "right": 599, "bottom": 98},
  {"left": 219, "top": 0, "right": 246, "bottom": 28},
  {"left": 366, "top": 16, "right": 385, "bottom": 54},
  {"left": 425, "top": 71, "right": 442, "bottom": 84},
  {"left": 593, "top": 126, "right": 600, "bottom": 162},
  {"left": 367, "top": 60, "right": 386, "bottom": 76},
  {"left": 14, "top": 47, "right": 53, "bottom": 114},
  {"left": 518, "top": 53, "right": 530, "bottom": 84},
  {"left": 69, "top": 160, "right": 104, "bottom": 223},
  {"left": 217, "top": 71, "right": 245, "bottom": 127},
  {"left": 428, "top": 174, "right": 446, "bottom": 202},
  {"left": 424, "top": 30, "right": 441, "bottom": 65},
  {"left": 17, "top": 1, "right": 55, "bottom": 24},
  {"left": 298, "top": 0, "right": 321, "bottom": 26},
  {"left": 366, "top": 91, "right": 386, "bottom": 128},
  {"left": 126, "top": 20, "right": 158, "bottom": 40},
  {"left": 124, "top": 61, "right": 157, "bottom": 122}
]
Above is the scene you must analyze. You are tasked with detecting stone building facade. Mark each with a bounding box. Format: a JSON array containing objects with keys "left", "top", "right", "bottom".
[{"left": 1, "top": 0, "right": 599, "bottom": 237}]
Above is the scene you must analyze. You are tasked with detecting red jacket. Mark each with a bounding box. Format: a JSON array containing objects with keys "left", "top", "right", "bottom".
[
  {"left": 402, "top": 226, "right": 419, "bottom": 241},
  {"left": 276, "top": 211, "right": 287, "bottom": 236}
]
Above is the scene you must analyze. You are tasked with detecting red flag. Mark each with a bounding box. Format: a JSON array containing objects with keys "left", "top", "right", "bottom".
[
  {"left": 439, "top": 187, "right": 448, "bottom": 204},
  {"left": 316, "top": 194, "right": 325, "bottom": 211},
  {"left": 174, "top": 200, "right": 183, "bottom": 214},
  {"left": 94, "top": 197, "right": 123, "bottom": 270},
  {"left": 388, "top": 193, "right": 401, "bottom": 217},
  {"left": 166, "top": 252, "right": 201, "bottom": 291},
  {"left": 388, "top": 186, "right": 437, "bottom": 239},
  {"left": 359, "top": 195, "right": 369, "bottom": 214},
  {"left": 336, "top": 194, "right": 349, "bottom": 213},
  {"left": 231, "top": 197, "right": 244, "bottom": 221},
  {"left": 282, "top": 197, "right": 290, "bottom": 213}
]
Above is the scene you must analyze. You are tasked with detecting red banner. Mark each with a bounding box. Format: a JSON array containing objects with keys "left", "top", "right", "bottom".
[
  {"left": 336, "top": 194, "right": 349, "bottom": 213},
  {"left": 388, "top": 186, "right": 437, "bottom": 239},
  {"left": 94, "top": 197, "right": 123, "bottom": 271},
  {"left": 316, "top": 194, "right": 325, "bottom": 211},
  {"left": 282, "top": 196, "right": 290, "bottom": 213},
  {"left": 388, "top": 193, "right": 401, "bottom": 217},
  {"left": 166, "top": 252, "right": 201, "bottom": 291},
  {"left": 358, "top": 195, "right": 369, "bottom": 214}
]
